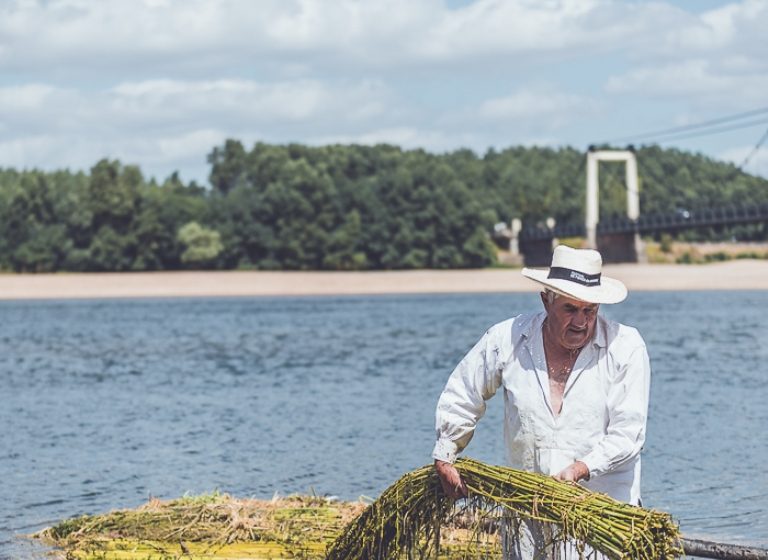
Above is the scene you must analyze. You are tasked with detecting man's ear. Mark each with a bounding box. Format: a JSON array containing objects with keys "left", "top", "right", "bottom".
[{"left": 540, "top": 291, "right": 549, "bottom": 311}]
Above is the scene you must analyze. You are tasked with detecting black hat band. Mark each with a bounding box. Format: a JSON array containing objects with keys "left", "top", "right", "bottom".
[{"left": 547, "top": 266, "right": 601, "bottom": 286}]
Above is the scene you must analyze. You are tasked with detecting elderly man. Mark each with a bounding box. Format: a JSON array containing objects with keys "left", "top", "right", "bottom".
[{"left": 432, "top": 245, "right": 650, "bottom": 558}]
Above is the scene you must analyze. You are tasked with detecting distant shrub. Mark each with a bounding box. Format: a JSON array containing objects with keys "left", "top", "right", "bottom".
[
  {"left": 735, "top": 252, "right": 763, "bottom": 259},
  {"left": 659, "top": 233, "right": 673, "bottom": 254},
  {"left": 704, "top": 251, "right": 729, "bottom": 262},
  {"left": 676, "top": 251, "right": 703, "bottom": 264}
]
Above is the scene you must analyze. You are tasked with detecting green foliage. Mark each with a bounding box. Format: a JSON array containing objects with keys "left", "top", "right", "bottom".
[
  {"left": 1, "top": 141, "right": 767, "bottom": 272},
  {"left": 45, "top": 514, "right": 94, "bottom": 541},
  {"left": 177, "top": 222, "right": 224, "bottom": 266},
  {"left": 207, "top": 139, "right": 247, "bottom": 194},
  {"left": 676, "top": 251, "right": 696, "bottom": 264},
  {"left": 327, "top": 458, "right": 682, "bottom": 560},
  {"left": 0, "top": 163, "right": 207, "bottom": 272},
  {"left": 659, "top": 233, "right": 673, "bottom": 253}
]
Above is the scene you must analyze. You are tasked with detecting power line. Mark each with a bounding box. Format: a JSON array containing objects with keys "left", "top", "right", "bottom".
[{"left": 603, "top": 106, "right": 768, "bottom": 144}]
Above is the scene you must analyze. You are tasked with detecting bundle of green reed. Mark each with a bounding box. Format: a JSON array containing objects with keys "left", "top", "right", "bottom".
[
  {"left": 37, "top": 493, "right": 367, "bottom": 559},
  {"left": 326, "top": 457, "right": 683, "bottom": 560}
]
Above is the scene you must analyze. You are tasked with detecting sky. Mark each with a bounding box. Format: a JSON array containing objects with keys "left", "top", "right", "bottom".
[{"left": 1, "top": 0, "right": 768, "bottom": 185}]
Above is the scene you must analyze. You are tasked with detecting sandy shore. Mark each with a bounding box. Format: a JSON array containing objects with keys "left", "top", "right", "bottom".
[{"left": 0, "top": 260, "right": 766, "bottom": 300}]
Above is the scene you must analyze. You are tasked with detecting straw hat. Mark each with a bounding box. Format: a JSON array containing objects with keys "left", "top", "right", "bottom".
[{"left": 521, "top": 245, "right": 627, "bottom": 304}]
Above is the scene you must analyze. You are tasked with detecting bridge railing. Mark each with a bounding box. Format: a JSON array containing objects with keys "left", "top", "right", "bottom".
[{"left": 517, "top": 203, "right": 768, "bottom": 241}]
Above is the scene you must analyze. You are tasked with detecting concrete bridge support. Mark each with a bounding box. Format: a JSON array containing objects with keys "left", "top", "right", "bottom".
[
  {"left": 504, "top": 218, "right": 525, "bottom": 266},
  {"left": 519, "top": 238, "right": 556, "bottom": 267},
  {"left": 587, "top": 149, "right": 644, "bottom": 263},
  {"left": 596, "top": 233, "right": 643, "bottom": 263},
  {"left": 518, "top": 217, "right": 558, "bottom": 267}
]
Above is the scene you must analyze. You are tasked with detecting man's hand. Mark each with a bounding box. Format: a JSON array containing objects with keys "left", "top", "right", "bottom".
[
  {"left": 554, "top": 461, "right": 590, "bottom": 483},
  {"left": 434, "top": 459, "right": 468, "bottom": 499}
]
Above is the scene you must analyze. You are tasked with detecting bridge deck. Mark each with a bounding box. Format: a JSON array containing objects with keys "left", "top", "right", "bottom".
[{"left": 518, "top": 204, "right": 768, "bottom": 241}]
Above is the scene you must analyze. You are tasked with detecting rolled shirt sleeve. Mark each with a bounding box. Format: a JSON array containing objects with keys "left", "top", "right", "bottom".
[
  {"left": 579, "top": 342, "right": 651, "bottom": 478},
  {"left": 432, "top": 326, "right": 505, "bottom": 463}
]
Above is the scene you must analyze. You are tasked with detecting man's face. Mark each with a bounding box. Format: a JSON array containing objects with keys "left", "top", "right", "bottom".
[{"left": 541, "top": 293, "right": 599, "bottom": 351}]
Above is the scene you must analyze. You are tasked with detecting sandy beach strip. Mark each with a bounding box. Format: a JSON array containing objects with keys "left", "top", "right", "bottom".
[{"left": 0, "top": 260, "right": 766, "bottom": 300}]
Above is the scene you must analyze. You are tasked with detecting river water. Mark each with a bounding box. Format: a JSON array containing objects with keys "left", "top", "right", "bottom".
[{"left": 1, "top": 292, "right": 766, "bottom": 558}]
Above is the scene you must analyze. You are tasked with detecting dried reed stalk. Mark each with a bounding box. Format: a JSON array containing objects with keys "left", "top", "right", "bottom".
[{"left": 326, "top": 457, "right": 683, "bottom": 560}]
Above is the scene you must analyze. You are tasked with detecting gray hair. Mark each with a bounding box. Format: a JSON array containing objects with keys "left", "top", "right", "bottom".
[{"left": 544, "top": 289, "right": 560, "bottom": 304}]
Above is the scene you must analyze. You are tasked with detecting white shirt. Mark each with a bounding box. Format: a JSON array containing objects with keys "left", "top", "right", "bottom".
[{"left": 432, "top": 312, "right": 651, "bottom": 504}]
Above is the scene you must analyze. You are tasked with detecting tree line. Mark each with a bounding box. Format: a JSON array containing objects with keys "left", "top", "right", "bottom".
[{"left": 1, "top": 141, "right": 766, "bottom": 272}]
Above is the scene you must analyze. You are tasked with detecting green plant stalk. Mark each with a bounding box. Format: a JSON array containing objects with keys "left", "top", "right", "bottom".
[{"left": 326, "top": 458, "right": 682, "bottom": 560}]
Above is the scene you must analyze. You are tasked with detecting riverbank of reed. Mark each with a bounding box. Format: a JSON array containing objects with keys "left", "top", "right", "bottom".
[
  {"left": 327, "top": 458, "right": 681, "bottom": 560},
  {"left": 36, "top": 458, "right": 682, "bottom": 559}
]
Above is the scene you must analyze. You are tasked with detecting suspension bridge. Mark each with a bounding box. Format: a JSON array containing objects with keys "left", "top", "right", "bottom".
[{"left": 507, "top": 147, "right": 768, "bottom": 266}]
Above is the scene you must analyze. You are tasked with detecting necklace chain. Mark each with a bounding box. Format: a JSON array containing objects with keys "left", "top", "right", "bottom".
[{"left": 543, "top": 320, "right": 579, "bottom": 380}]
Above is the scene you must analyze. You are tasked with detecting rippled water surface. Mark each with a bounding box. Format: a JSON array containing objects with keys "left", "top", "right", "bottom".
[{"left": 2, "top": 292, "right": 767, "bottom": 558}]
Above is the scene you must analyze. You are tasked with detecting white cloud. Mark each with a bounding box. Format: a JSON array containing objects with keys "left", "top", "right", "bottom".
[
  {"left": 603, "top": 0, "right": 768, "bottom": 107},
  {"left": 0, "top": 77, "right": 397, "bottom": 179},
  {"left": 659, "top": 0, "right": 768, "bottom": 54},
  {"left": 0, "top": 0, "right": 713, "bottom": 74},
  {"left": 0, "top": 1, "right": 762, "bottom": 79},
  {"left": 0, "top": 78, "right": 393, "bottom": 134},
  {"left": 107, "top": 78, "right": 391, "bottom": 124},
  {"left": 1, "top": 0, "right": 766, "bottom": 182},
  {"left": 434, "top": 88, "right": 599, "bottom": 144},
  {"left": 604, "top": 59, "right": 768, "bottom": 106},
  {"left": 606, "top": 60, "right": 727, "bottom": 95},
  {"left": 0, "top": 135, "right": 62, "bottom": 169},
  {"left": 477, "top": 90, "right": 592, "bottom": 122},
  {"left": 123, "top": 129, "right": 229, "bottom": 164},
  {"left": 0, "top": 84, "right": 61, "bottom": 111},
  {"left": 0, "top": 0, "right": 427, "bottom": 73},
  {"left": 0, "top": 129, "right": 243, "bottom": 182}
]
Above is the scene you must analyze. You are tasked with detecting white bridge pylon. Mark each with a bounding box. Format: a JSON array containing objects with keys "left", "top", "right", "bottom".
[{"left": 585, "top": 150, "right": 639, "bottom": 249}]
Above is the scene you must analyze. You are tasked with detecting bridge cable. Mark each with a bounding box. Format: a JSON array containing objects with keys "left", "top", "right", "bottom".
[
  {"left": 602, "top": 105, "right": 768, "bottom": 145},
  {"left": 737, "top": 126, "right": 768, "bottom": 171},
  {"left": 642, "top": 117, "right": 768, "bottom": 143}
]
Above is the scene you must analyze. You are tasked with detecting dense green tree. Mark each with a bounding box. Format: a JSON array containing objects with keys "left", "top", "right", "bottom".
[
  {"left": 87, "top": 159, "right": 141, "bottom": 233},
  {"left": 322, "top": 210, "right": 367, "bottom": 270},
  {"left": 132, "top": 177, "right": 208, "bottom": 270},
  {"left": 208, "top": 139, "right": 247, "bottom": 194},
  {"left": 1, "top": 141, "right": 767, "bottom": 272},
  {"left": 178, "top": 222, "right": 223, "bottom": 266}
]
